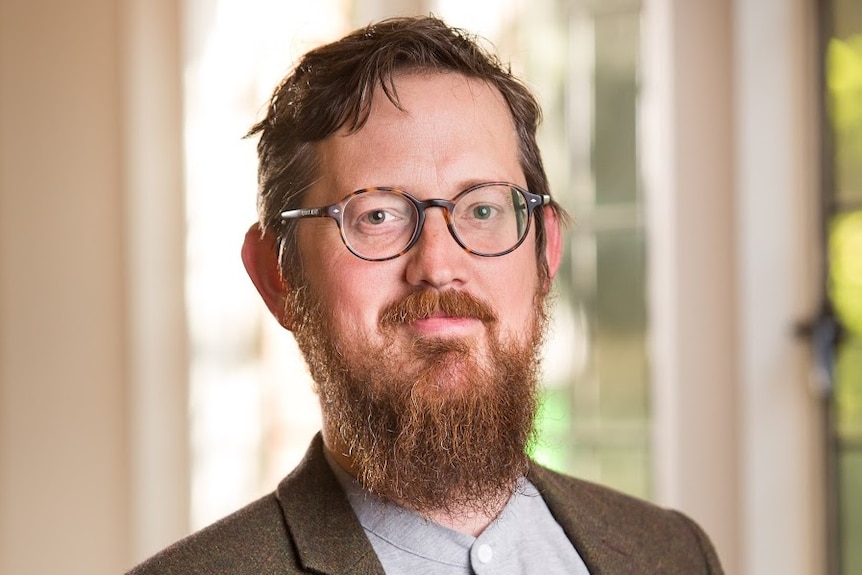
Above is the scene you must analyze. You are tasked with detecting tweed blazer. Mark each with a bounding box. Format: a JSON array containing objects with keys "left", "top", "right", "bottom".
[{"left": 127, "top": 434, "right": 724, "bottom": 574}]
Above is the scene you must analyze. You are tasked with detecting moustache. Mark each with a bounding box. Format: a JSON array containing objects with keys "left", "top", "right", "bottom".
[{"left": 379, "top": 289, "right": 498, "bottom": 327}]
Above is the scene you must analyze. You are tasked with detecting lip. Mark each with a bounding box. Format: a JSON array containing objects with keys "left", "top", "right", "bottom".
[{"left": 408, "top": 315, "right": 483, "bottom": 337}]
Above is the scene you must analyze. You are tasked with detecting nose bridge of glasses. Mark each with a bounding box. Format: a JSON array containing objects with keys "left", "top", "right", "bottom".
[
  {"left": 414, "top": 197, "right": 459, "bottom": 240},
  {"left": 404, "top": 198, "right": 463, "bottom": 258},
  {"left": 417, "top": 197, "right": 457, "bottom": 214}
]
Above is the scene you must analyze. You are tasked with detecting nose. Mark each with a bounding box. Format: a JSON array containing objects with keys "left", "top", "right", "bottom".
[{"left": 403, "top": 207, "right": 466, "bottom": 288}]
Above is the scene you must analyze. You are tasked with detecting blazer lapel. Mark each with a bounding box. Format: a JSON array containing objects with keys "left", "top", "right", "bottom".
[
  {"left": 276, "top": 434, "right": 386, "bottom": 575},
  {"left": 529, "top": 465, "right": 638, "bottom": 574}
]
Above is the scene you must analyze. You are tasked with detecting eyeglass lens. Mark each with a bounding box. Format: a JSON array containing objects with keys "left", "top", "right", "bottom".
[{"left": 340, "top": 184, "right": 529, "bottom": 260}]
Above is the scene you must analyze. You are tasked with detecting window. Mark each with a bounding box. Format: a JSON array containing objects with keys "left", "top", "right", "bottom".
[
  {"left": 822, "top": 1, "right": 862, "bottom": 573},
  {"left": 521, "top": 2, "right": 651, "bottom": 499},
  {"left": 183, "top": 0, "right": 650, "bottom": 529}
]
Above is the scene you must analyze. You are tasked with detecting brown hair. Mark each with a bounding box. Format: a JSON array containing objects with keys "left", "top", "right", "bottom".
[{"left": 247, "top": 16, "right": 563, "bottom": 283}]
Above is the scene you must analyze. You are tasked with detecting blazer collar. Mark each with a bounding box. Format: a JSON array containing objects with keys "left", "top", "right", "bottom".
[{"left": 528, "top": 464, "right": 635, "bottom": 571}]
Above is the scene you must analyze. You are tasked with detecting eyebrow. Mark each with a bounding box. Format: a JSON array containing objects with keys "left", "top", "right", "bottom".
[{"left": 343, "top": 177, "right": 527, "bottom": 197}]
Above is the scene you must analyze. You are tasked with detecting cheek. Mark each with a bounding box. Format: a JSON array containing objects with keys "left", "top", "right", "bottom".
[
  {"left": 330, "top": 279, "right": 382, "bottom": 333},
  {"left": 484, "top": 252, "right": 542, "bottom": 330},
  {"left": 306, "top": 253, "right": 403, "bottom": 338}
]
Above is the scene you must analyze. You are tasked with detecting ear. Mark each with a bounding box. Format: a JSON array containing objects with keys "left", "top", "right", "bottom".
[
  {"left": 542, "top": 206, "right": 563, "bottom": 283},
  {"left": 241, "top": 223, "right": 295, "bottom": 331}
]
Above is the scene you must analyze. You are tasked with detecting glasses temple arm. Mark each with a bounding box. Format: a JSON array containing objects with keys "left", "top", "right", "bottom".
[{"left": 280, "top": 207, "right": 328, "bottom": 220}]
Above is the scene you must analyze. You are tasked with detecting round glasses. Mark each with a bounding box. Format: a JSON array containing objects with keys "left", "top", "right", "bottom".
[{"left": 280, "top": 182, "right": 549, "bottom": 261}]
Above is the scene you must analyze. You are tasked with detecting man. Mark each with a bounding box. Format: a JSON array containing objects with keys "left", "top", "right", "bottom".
[{"left": 129, "top": 16, "right": 724, "bottom": 574}]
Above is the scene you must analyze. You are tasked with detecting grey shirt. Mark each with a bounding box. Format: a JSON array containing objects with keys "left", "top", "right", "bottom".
[{"left": 330, "top": 462, "right": 591, "bottom": 575}]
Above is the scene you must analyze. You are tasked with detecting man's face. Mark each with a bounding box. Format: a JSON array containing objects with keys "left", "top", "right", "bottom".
[
  {"left": 286, "top": 72, "right": 555, "bottom": 512},
  {"left": 297, "top": 72, "right": 543, "bottom": 374}
]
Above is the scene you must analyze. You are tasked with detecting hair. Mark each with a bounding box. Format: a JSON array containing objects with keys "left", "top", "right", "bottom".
[{"left": 247, "top": 15, "right": 564, "bottom": 284}]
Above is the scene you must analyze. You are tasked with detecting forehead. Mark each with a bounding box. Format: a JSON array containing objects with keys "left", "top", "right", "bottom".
[{"left": 312, "top": 72, "right": 522, "bottom": 201}]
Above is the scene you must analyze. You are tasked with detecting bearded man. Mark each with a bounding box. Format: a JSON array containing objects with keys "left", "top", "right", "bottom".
[{"left": 128, "top": 16, "right": 724, "bottom": 575}]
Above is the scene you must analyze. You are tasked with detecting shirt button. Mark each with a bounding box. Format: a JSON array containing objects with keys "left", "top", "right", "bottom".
[{"left": 477, "top": 544, "right": 493, "bottom": 564}]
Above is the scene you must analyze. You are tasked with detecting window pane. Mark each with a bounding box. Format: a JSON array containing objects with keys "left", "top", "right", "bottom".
[
  {"left": 525, "top": 1, "right": 650, "bottom": 500},
  {"left": 184, "top": 0, "right": 351, "bottom": 529},
  {"left": 594, "top": 11, "right": 639, "bottom": 206},
  {"left": 838, "top": 447, "right": 862, "bottom": 574},
  {"left": 828, "top": 2, "right": 862, "bottom": 209},
  {"left": 828, "top": 1, "right": 862, "bottom": 573},
  {"left": 831, "top": 212, "right": 862, "bottom": 575}
]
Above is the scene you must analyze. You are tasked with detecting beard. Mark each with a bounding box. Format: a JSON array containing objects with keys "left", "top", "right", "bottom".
[{"left": 288, "top": 284, "right": 549, "bottom": 516}]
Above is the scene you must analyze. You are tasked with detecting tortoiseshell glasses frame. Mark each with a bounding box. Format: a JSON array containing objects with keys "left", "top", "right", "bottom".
[{"left": 280, "top": 181, "right": 549, "bottom": 262}]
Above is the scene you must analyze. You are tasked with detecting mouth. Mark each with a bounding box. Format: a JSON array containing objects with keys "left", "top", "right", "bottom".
[
  {"left": 379, "top": 289, "right": 498, "bottom": 330},
  {"left": 408, "top": 313, "right": 482, "bottom": 337}
]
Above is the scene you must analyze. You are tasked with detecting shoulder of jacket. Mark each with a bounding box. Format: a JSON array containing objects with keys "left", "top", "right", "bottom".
[{"left": 125, "top": 492, "right": 300, "bottom": 574}]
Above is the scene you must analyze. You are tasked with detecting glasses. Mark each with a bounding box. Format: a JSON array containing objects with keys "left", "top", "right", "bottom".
[{"left": 280, "top": 182, "right": 549, "bottom": 261}]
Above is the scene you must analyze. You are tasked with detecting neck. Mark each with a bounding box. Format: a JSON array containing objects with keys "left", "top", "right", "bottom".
[{"left": 415, "top": 498, "right": 508, "bottom": 537}]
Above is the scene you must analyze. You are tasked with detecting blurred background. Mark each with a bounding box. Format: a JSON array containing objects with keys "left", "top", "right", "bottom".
[{"left": 0, "top": 0, "right": 859, "bottom": 574}]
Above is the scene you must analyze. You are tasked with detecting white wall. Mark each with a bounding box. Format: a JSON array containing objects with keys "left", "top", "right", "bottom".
[
  {"left": 642, "top": 0, "right": 741, "bottom": 570},
  {"left": 0, "top": 0, "right": 188, "bottom": 572},
  {"left": 734, "top": 1, "right": 825, "bottom": 574},
  {"left": 643, "top": 0, "right": 825, "bottom": 573},
  {"left": 123, "top": 0, "right": 190, "bottom": 563},
  {"left": 0, "top": 1, "right": 131, "bottom": 573}
]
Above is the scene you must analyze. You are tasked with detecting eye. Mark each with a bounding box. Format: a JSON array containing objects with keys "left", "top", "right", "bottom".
[
  {"left": 346, "top": 194, "right": 415, "bottom": 237},
  {"left": 462, "top": 202, "right": 505, "bottom": 224},
  {"left": 362, "top": 209, "right": 396, "bottom": 225},
  {"left": 471, "top": 204, "right": 497, "bottom": 220}
]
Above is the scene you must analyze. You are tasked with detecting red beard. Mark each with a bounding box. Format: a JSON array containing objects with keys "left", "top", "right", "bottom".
[{"left": 289, "top": 285, "right": 548, "bottom": 515}]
